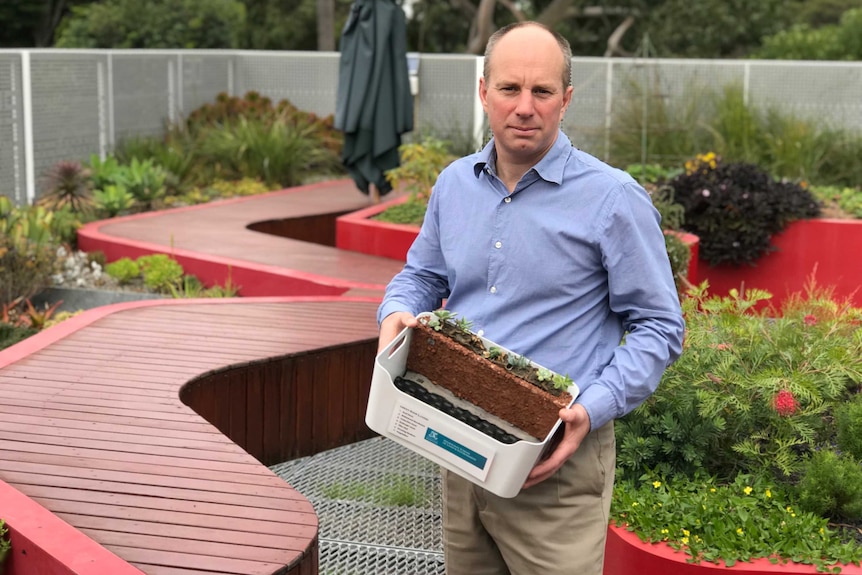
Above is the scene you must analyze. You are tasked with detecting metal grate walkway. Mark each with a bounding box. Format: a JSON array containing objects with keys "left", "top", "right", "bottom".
[{"left": 271, "top": 437, "right": 446, "bottom": 575}]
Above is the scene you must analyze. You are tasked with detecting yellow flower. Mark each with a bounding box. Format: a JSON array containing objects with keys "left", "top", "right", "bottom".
[
  {"left": 744, "top": 486, "right": 753, "bottom": 495},
  {"left": 710, "top": 487, "right": 717, "bottom": 493},
  {"left": 737, "top": 528, "right": 744, "bottom": 536},
  {"left": 661, "top": 529, "right": 669, "bottom": 535},
  {"left": 653, "top": 481, "right": 662, "bottom": 489},
  {"left": 632, "top": 502, "right": 638, "bottom": 507},
  {"left": 682, "top": 529, "right": 690, "bottom": 537},
  {"left": 681, "top": 537, "right": 689, "bottom": 545},
  {"left": 765, "top": 489, "right": 772, "bottom": 498}
]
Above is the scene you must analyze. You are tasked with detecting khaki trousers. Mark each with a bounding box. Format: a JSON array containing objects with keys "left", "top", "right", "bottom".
[{"left": 442, "top": 422, "right": 615, "bottom": 575}]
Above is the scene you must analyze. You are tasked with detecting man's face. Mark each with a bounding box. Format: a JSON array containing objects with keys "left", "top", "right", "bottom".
[{"left": 480, "top": 26, "right": 573, "bottom": 167}]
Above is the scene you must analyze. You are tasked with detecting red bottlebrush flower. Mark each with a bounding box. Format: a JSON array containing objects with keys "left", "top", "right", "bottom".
[
  {"left": 803, "top": 314, "right": 817, "bottom": 326},
  {"left": 773, "top": 389, "right": 797, "bottom": 417}
]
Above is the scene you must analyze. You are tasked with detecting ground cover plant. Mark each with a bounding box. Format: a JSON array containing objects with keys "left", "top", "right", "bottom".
[{"left": 613, "top": 281, "right": 862, "bottom": 572}]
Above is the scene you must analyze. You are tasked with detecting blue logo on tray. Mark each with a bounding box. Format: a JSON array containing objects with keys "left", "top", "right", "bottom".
[{"left": 424, "top": 428, "right": 487, "bottom": 469}]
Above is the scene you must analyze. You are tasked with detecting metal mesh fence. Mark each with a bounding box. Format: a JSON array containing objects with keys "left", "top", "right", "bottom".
[
  {"left": 29, "top": 52, "right": 106, "bottom": 197},
  {"left": 0, "top": 54, "right": 25, "bottom": 205},
  {"left": 271, "top": 436, "right": 445, "bottom": 575},
  {"left": 1, "top": 49, "right": 861, "bottom": 205}
]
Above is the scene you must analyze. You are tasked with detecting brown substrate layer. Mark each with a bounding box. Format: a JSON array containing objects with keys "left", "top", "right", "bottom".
[{"left": 406, "top": 322, "right": 571, "bottom": 440}]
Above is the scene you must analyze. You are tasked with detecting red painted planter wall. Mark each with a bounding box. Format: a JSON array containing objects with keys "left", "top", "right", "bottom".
[
  {"left": 696, "top": 219, "right": 862, "bottom": 308},
  {"left": 335, "top": 196, "right": 419, "bottom": 261},
  {"left": 604, "top": 524, "right": 862, "bottom": 574}
]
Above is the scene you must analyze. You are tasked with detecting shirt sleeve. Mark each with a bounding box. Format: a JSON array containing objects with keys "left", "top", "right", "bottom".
[
  {"left": 576, "top": 182, "right": 686, "bottom": 430},
  {"left": 377, "top": 180, "right": 452, "bottom": 325}
]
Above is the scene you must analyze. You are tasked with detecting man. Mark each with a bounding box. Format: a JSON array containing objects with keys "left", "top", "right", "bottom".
[{"left": 377, "top": 22, "right": 685, "bottom": 575}]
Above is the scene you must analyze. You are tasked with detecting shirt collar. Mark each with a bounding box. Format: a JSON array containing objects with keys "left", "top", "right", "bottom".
[{"left": 472, "top": 130, "right": 572, "bottom": 185}]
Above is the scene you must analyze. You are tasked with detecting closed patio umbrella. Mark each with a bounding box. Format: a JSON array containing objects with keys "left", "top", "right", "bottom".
[{"left": 334, "top": 0, "right": 413, "bottom": 199}]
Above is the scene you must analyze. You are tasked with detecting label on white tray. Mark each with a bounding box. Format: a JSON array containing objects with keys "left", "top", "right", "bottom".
[{"left": 388, "top": 401, "right": 495, "bottom": 482}]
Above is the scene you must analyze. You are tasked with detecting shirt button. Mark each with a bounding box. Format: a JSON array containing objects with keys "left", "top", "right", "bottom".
[
  {"left": 490, "top": 286, "right": 497, "bottom": 294},
  {"left": 504, "top": 197, "right": 512, "bottom": 203},
  {"left": 494, "top": 241, "right": 502, "bottom": 249}
]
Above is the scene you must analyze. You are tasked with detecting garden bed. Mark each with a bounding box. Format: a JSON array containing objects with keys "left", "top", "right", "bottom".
[{"left": 604, "top": 524, "right": 862, "bottom": 575}]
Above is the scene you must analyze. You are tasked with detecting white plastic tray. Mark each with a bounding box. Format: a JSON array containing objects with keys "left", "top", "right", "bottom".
[{"left": 366, "top": 316, "right": 579, "bottom": 498}]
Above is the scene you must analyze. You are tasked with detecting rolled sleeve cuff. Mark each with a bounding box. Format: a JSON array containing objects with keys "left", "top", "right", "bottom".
[
  {"left": 576, "top": 383, "right": 618, "bottom": 432},
  {"left": 377, "top": 301, "right": 413, "bottom": 326}
]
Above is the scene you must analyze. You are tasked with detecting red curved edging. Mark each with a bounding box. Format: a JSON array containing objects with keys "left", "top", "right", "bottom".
[
  {"left": 697, "top": 219, "right": 862, "bottom": 308},
  {"left": 604, "top": 524, "right": 862, "bottom": 574},
  {"left": 78, "top": 181, "right": 389, "bottom": 297},
  {"left": 335, "top": 196, "right": 419, "bottom": 261},
  {"left": 1, "top": 482, "right": 144, "bottom": 575}
]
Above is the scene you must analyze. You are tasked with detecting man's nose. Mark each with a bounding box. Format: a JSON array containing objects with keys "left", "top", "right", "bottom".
[{"left": 514, "top": 92, "right": 535, "bottom": 115}]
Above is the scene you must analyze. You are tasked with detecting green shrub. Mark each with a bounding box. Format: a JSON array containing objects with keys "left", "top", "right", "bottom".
[
  {"left": 93, "top": 185, "right": 136, "bottom": 218},
  {"left": 608, "top": 81, "right": 862, "bottom": 189},
  {"left": 669, "top": 153, "right": 821, "bottom": 266},
  {"left": 606, "top": 77, "right": 714, "bottom": 168},
  {"left": 754, "top": 8, "right": 862, "bottom": 60},
  {"left": 55, "top": 0, "right": 246, "bottom": 49},
  {"left": 136, "top": 254, "right": 184, "bottom": 293},
  {"left": 86, "top": 154, "right": 127, "bottom": 192},
  {"left": 384, "top": 137, "right": 455, "bottom": 202},
  {"left": 834, "top": 394, "right": 862, "bottom": 460},
  {"left": 196, "top": 116, "right": 334, "bottom": 188},
  {"left": 0, "top": 199, "right": 57, "bottom": 306},
  {"left": 0, "top": 322, "right": 39, "bottom": 350},
  {"left": 616, "top": 283, "right": 862, "bottom": 483},
  {"left": 122, "top": 158, "right": 168, "bottom": 209},
  {"left": 104, "top": 257, "right": 141, "bottom": 284},
  {"left": 115, "top": 131, "right": 192, "bottom": 189},
  {"left": 797, "top": 450, "right": 862, "bottom": 521},
  {"left": 809, "top": 185, "right": 862, "bottom": 219}
]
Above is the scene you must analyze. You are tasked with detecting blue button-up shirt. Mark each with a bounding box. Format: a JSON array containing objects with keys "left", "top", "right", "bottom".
[{"left": 378, "top": 131, "right": 685, "bottom": 430}]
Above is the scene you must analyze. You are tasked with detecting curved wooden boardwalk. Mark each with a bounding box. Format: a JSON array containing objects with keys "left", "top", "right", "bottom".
[{"left": 0, "top": 180, "right": 403, "bottom": 575}]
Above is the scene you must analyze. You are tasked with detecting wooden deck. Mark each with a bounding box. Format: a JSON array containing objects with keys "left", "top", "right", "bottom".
[
  {"left": 0, "top": 297, "right": 381, "bottom": 575},
  {"left": 1, "top": 180, "right": 408, "bottom": 575},
  {"left": 77, "top": 179, "right": 406, "bottom": 298}
]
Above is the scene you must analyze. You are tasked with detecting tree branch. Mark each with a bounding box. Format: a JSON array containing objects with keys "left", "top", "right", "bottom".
[
  {"left": 604, "top": 14, "right": 636, "bottom": 57},
  {"left": 497, "top": 0, "right": 526, "bottom": 22},
  {"left": 466, "top": 0, "right": 496, "bottom": 55}
]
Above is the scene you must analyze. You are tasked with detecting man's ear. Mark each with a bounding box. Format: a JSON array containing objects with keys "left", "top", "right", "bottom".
[
  {"left": 561, "top": 85, "right": 574, "bottom": 118},
  {"left": 479, "top": 76, "right": 489, "bottom": 111}
]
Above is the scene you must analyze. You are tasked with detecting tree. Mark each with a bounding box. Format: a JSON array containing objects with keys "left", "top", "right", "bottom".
[
  {"left": 241, "top": 0, "right": 353, "bottom": 51},
  {"left": 54, "top": 0, "right": 247, "bottom": 49},
  {"left": 0, "top": 0, "right": 93, "bottom": 47},
  {"left": 318, "top": 0, "right": 336, "bottom": 51}
]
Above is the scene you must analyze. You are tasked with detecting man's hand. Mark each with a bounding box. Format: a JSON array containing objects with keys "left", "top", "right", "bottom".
[
  {"left": 377, "top": 311, "right": 419, "bottom": 353},
  {"left": 523, "top": 403, "right": 591, "bottom": 489}
]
